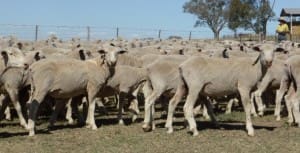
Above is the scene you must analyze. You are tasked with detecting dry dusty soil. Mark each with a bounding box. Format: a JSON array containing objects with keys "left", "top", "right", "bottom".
[{"left": 0, "top": 104, "right": 300, "bottom": 153}]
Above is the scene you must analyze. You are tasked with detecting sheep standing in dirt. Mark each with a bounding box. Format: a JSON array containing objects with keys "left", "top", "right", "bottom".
[
  {"left": 165, "top": 45, "right": 275, "bottom": 136},
  {"left": 50, "top": 65, "right": 148, "bottom": 126},
  {"left": 27, "top": 46, "right": 126, "bottom": 136},
  {"left": 0, "top": 47, "right": 31, "bottom": 128},
  {"left": 253, "top": 59, "right": 286, "bottom": 118},
  {"left": 275, "top": 55, "right": 300, "bottom": 126}
]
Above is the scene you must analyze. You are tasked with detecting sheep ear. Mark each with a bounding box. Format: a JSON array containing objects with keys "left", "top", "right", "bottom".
[
  {"left": 1, "top": 51, "right": 8, "bottom": 66},
  {"left": 222, "top": 49, "right": 229, "bottom": 58},
  {"left": 117, "top": 50, "right": 127, "bottom": 54},
  {"left": 98, "top": 50, "right": 106, "bottom": 54},
  {"left": 34, "top": 52, "right": 41, "bottom": 61},
  {"left": 240, "top": 45, "right": 244, "bottom": 51},
  {"left": 17, "top": 42, "right": 23, "bottom": 50},
  {"left": 275, "top": 47, "right": 285, "bottom": 52},
  {"left": 252, "top": 46, "right": 261, "bottom": 52},
  {"left": 179, "top": 49, "right": 184, "bottom": 55},
  {"left": 252, "top": 54, "right": 261, "bottom": 66},
  {"left": 79, "top": 49, "right": 86, "bottom": 60}
]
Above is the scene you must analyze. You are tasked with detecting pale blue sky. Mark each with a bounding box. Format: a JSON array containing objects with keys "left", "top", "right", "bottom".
[{"left": 0, "top": 0, "right": 299, "bottom": 40}]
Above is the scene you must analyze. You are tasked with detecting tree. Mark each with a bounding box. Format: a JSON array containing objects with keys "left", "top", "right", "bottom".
[
  {"left": 242, "top": 0, "right": 275, "bottom": 38},
  {"left": 227, "top": 0, "right": 251, "bottom": 37},
  {"left": 183, "top": 0, "right": 230, "bottom": 40}
]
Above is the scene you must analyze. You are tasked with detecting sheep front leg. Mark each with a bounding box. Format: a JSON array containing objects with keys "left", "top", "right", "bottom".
[
  {"left": 239, "top": 87, "right": 254, "bottom": 136},
  {"left": 85, "top": 85, "right": 99, "bottom": 130},
  {"left": 7, "top": 90, "right": 28, "bottom": 129},
  {"left": 0, "top": 95, "right": 10, "bottom": 121}
]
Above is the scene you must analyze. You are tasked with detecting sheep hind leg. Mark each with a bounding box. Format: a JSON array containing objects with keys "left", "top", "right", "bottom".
[
  {"left": 183, "top": 86, "right": 201, "bottom": 136},
  {"left": 201, "top": 96, "right": 219, "bottom": 128},
  {"left": 48, "top": 99, "right": 68, "bottom": 128},
  {"left": 165, "top": 84, "right": 186, "bottom": 134},
  {"left": 27, "top": 91, "right": 47, "bottom": 136}
]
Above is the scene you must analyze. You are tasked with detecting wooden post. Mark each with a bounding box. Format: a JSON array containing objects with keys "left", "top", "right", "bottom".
[
  {"left": 158, "top": 29, "right": 161, "bottom": 39},
  {"left": 35, "top": 25, "right": 39, "bottom": 41},
  {"left": 87, "top": 26, "right": 90, "bottom": 41},
  {"left": 189, "top": 31, "right": 192, "bottom": 40},
  {"left": 116, "top": 27, "right": 119, "bottom": 39},
  {"left": 290, "top": 15, "right": 293, "bottom": 41}
]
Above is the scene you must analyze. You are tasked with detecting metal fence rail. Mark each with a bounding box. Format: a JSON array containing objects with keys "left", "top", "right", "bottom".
[
  {"left": 1, "top": 24, "right": 299, "bottom": 42},
  {"left": 0, "top": 24, "right": 227, "bottom": 41}
]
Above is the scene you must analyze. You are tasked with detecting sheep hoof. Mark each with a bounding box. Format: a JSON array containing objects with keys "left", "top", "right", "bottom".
[
  {"left": 276, "top": 116, "right": 281, "bottom": 121},
  {"left": 118, "top": 120, "right": 124, "bottom": 125},
  {"left": 225, "top": 111, "right": 231, "bottom": 114},
  {"left": 132, "top": 115, "right": 138, "bottom": 123},
  {"left": 5, "top": 116, "right": 12, "bottom": 121},
  {"left": 91, "top": 125, "right": 98, "bottom": 130},
  {"left": 248, "top": 132, "right": 255, "bottom": 137},
  {"left": 28, "top": 131, "right": 35, "bottom": 137},
  {"left": 142, "top": 124, "right": 152, "bottom": 132},
  {"left": 193, "top": 131, "right": 199, "bottom": 137},
  {"left": 21, "top": 123, "right": 29, "bottom": 129},
  {"left": 166, "top": 127, "right": 173, "bottom": 134},
  {"left": 85, "top": 124, "right": 92, "bottom": 129},
  {"left": 252, "top": 113, "right": 258, "bottom": 117},
  {"left": 67, "top": 119, "right": 75, "bottom": 125}
]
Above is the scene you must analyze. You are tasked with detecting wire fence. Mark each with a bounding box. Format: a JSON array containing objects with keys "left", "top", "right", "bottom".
[
  {"left": 0, "top": 24, "right": 233, "bottom": 41},
  {"left": 0, "top": 24, "right": 299, "bottom": 42}
]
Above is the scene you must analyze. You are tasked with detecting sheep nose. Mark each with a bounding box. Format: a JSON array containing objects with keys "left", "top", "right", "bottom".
[
  {"left": 266, "top": 61, "right": 272, "bottom": 67},
  {"left": 24, "top": 63, "right": 29, "bottom": 69}
]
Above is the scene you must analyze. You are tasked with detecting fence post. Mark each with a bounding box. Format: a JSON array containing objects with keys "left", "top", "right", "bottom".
[
  {"left": 116, "top": 27, "right": 119, "bottom": 39},
  {"left": 87, "top": 26, "right": 90, "bottom": 41},
  {"left": 35, "top": 25, "right": 39, "bottom": 41},
  {"left": 189, "top": 31, "right": 192, "bottom": 40},
  {"left": 158, "top": 29, "right": 161, "bottom": 39}
]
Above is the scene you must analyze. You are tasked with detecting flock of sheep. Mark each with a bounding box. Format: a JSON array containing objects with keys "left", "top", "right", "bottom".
[{"left": 0, "top": 35, "right": 300, "bottom": 137}]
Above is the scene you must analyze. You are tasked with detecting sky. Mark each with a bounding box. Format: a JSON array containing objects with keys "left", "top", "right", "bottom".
[{"left": 0, "top": 0, "right": 300, "bottom": 40}]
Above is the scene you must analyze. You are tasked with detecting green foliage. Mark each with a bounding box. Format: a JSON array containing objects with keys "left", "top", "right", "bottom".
[
  {"left": 228, "top": 0, "right": 275, "bottom": 36},
  {"left": 183, "top": 0, "right": 230, "bottom": 39},
  {"left": 228, "top": 0, "right": 252, "bottom": 32}
]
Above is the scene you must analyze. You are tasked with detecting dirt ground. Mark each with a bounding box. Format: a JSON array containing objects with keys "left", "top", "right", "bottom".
[{"left": 0, "top": 104, "right": 300, "bottom": 153}]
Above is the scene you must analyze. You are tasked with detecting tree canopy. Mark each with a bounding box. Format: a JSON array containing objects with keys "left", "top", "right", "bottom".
[
  {"left": 183, "top": 0, "right": 230, "bottom": 39},
  {"left": 184, "top": 0, "right": 275, "bottom": 39}
]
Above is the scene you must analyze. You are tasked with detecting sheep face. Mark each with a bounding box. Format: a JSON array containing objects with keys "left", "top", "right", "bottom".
[
  {"left": 1, "top": 47, "right": 27, "bottom": 68},
  {"left": 260, "top": 47, "right": 275, "bottom": 68},
  {"left": 98, "top": 45, "right": 127, "bottom": 67}
]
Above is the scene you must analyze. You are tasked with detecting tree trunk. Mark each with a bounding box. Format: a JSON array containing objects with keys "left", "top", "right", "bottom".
[
  {"left": 234, "top": 30, "right": 237, "bottom": 39},
  {"left": 262, "top": 22, "right": 267, "bottom": 40},
  {"left": 214, "top": 31, "right": 220, "bottom": 40}
]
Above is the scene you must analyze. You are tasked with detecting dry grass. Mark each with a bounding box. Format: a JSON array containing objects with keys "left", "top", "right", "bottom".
[{"left": 0, "top": 105, "right": 300, "bottom": 153}]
